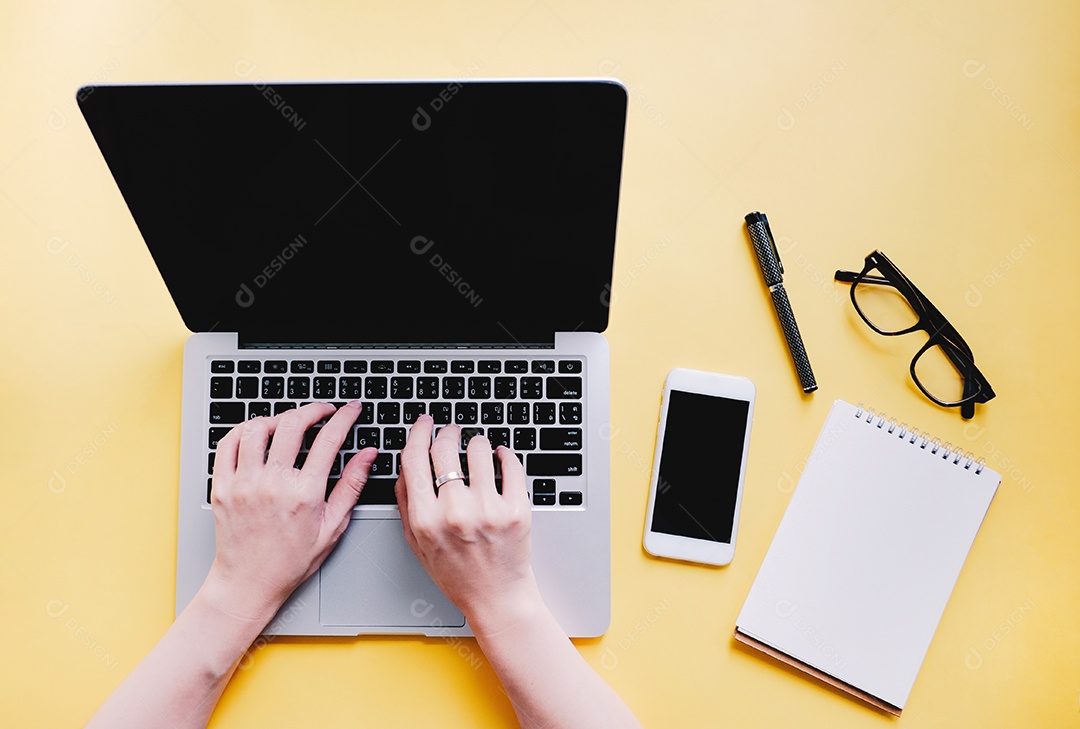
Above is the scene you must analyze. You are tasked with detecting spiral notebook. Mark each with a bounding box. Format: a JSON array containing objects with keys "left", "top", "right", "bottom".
[{"left": 735, "top": 400, "right": 1000, "bottom": 715}]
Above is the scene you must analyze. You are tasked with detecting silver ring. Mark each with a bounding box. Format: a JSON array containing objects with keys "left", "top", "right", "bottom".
[{"left": 434, "top": 471, "right": 467, "bottom": 488}]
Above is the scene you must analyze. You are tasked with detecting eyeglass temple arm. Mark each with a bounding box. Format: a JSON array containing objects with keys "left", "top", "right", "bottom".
[{"left": 834, "top": 270, "right": 892, "bottom": 286}]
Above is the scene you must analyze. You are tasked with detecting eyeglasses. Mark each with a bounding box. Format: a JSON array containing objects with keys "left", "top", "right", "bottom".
[{"left": 834, "top": 250, "right": 995, "bottom": 419}]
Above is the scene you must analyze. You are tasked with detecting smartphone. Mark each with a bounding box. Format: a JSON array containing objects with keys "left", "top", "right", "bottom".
[{"left": 643, "top": 368, "right": 755, "bottom": 566}]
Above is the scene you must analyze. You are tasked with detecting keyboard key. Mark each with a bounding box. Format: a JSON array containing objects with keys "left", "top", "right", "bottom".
[
  {"left": 508, "top": 403, "right": 530, "bottom": 424},
  {"left": 248, "top": 402, "right": 271, "bottom": 418},
  {"left": 238, "top": 360, "right": 261, "bottom": 373},
  {"left": 209, "top": 402, "right": 245, "bottom": 424},
  {"left": 317, "top": 361, "right": 341, "bottom": 373},
  {"left": 431, "top": 403, "right": 452, "bottom": 424},
  {"left": 467, "top": 377, "right": 491, "bottom": 399},
  {"left": 451, "top": 360, "right": 475, "bottom": 373},
  {"left": 481, "top": 402, "right": 504, "bottom": 424},
  {"left": 210, "top": 377, "right": 232, "bottom": 399},
  {"left": 384, "top": 427, "right": 407, "bottom": 450},
  {"left": 236, "top": 376, "right": 259, "bottom": 398},
  {"left": 357, "top": 402, "right": 375, "bottom": 424},
  {"left": 208, "top": 427, "right": 231, "bottom": 449},
  {"left": 488, "top": 428, "right": 511, "bottom": 449},
  {"left": 329, "top": 454, "right": 342, "bottom": 476},
  {"left": 208, "top": 478, "right": 214, "bottom": 503},
  {"left": 302, "top": 426, "right": 321, "bottom": 450},
  {"left": 365, "top": 377, "right": 388, "bottom": 399},
  {"left": 294, "top": 451, "right": 308, "bottom": 470},
  {"left": 261, "top": 377, "right": 284, "bottom": 399},
  {"left": 559, "top": 491, "right": 583, "bottom": 506},
  {"left": 356, "top": 477, "right": 398, "bottom": 505},
  {"left": 291, "top": 360, "right": 314, "bottom": 374},
  {"left": 547, "top": 377, "right": 583, "bottom": 399},
  {"left": 371, "top": 361, "right": 394, "bottom": 373},
  {"left": 532, "top": 478, "right": 556, "bottom": 494},
  {"left": 355, "top": 428, "right": 380, "bottom": 449},
  {"left": 391, "top": 377, "right": 414, "bottom": 399},
  {"left": 344, "top": 360, "right": 367, "bottom": 373},
  {"left": 403, "top": 402, "right": 426, "bottom": 424},
  {"left": 395, "top": 360, "right": 420, "bottom": 373},
  {"left": 558, "top": 360, "right": 583, "bottom": 374},
  {"left": 506, "top": 360, "right": 529, "bottom": 373},
  {"left": 265, "top": 360, "right": 288, "bottom": 374},
  {"left": 416, "top": 377, "right": 439, "bottom": 399},
  {"left": 513, "top": 428, "right": 536, "bottom": 451},
  {"left": 527, "top": 453, "right": 582, "bottom": 476},
  {"left": 340, "top": 377, "right": 363, "bottom": 398},
  {"left": 559, "top": 402, "right": 582, "bottom": 424},
  {"left": 274, "top": 402, "right": 297, "bottom": 414},
  {"left": 377, "top": 402, "right": 401, "bottom": 424},
  {"left": 342, "top": 426, "right": 355, "bottom": 450},
  {"left": 287, "top": 377, "right": 310, "bottom": 399},
  {"left": 531, "top": 360, "right": 556, "bottom": 374},
  {"left": 455, "top": 402, "right": 478, "bottom": 425},
  {"left": 540, "top": 428, "right": 582, "bottom": 450},
  {"left": 368, "top": 453, "right": 394, "bottom": 477},
  {"left": 424, "top": 360, "right": 448, "bottom": 374},
  {"left": 208, "top": 452, "right": 216, "bottom": 475},
  {"left": 313, "top": 377, "right": 336, "bottom": 399},
  {"left": 461, "top": 427, "right": 485, "bottom": 450},
  {"left": 211, "top": 360, "right": 234, "bottom": 373},
  {"left": 494, "top": 377, "right": 517, "bottom": 399},
  {"left": 520, "top": 377, "right": 543, "bottom": 399},
  {"left": 533, "top": 403, "right": 556, "bottom": 425},
  {"left": 533, "top": 493, "right": 556, "bottom": 506},
  {"left": 442, "top": 377, "right": 465, "bottom": 399},
  {"left": 478, "top": 360, "right": 502, "bottom": 373}
]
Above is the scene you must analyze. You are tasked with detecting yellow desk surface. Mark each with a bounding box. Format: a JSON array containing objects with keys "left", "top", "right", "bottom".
[{"left": 3, "top": 2, "right": 1077, "bottom": 726}]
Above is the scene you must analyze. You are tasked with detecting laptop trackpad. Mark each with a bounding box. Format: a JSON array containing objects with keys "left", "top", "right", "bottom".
[{"left": 319, "top": 517, "right": 465, "bottom": 629}]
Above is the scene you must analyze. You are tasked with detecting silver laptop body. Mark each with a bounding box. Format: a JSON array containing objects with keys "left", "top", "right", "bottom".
[{"left": 79, "top": 79, "right": 627, "bottom": 637}]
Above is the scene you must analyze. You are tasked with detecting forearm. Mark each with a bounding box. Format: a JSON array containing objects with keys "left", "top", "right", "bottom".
[
  {"left": 85, "top": 578, "right": 275, "bottom": 729},
  {"left": 471, "top": 588, "right": 642, "bottom": 729}
]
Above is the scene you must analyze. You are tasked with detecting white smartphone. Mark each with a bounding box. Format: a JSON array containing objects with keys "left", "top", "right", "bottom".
[{"left": 643, "top": 368, "right": 755, "bottom": 566}]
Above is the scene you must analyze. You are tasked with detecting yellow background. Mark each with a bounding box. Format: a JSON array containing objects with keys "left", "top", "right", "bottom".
[{"left": 3, "top": 1, "right": 1077, "bottom": 727}]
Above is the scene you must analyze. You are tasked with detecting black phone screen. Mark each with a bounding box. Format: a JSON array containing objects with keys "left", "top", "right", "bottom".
[{"left": 650, "top": 390, "right": 750, "bottom": 543}]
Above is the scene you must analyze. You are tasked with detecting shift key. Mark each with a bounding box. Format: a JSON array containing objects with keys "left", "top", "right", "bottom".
[{"left": 526, "top": 453, "right": 582, "bottom": 476}]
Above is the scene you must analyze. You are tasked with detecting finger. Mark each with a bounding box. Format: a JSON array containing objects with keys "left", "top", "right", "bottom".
[
  {"left": 495, "top": 446, "right": 528, "bottom": 504},
  {"left": 465, "top": 433, "right": 498, "bottom": 503},
  {"left": 268, "top": 402, "right": 338, "bottom": 471},
  {"left": 430, "top": 424, "right": 467, "bottom": 498},
  {"left": 236, "top": 417, "right": 274, "bottom": 473},
  {"left": 326, "top": 446, "right": 377, "bottom": 528},
  {"left": 303, "top": 401, "right": 362, "bottom": 476},
  {"left": 399, "top": 415, "right": 437, "bottom": 509},
  {"left": 394, "top": 476, "right": 421, "bottom": 555}
]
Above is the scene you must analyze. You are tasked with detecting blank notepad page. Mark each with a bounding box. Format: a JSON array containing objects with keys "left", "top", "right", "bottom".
[{"left": 736, "top": 400, "right": 1000, "bottom": 711}]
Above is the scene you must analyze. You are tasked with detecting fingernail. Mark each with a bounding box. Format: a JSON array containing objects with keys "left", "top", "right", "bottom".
[{"left": 348, "top": 400, "right": 362, "bottom": 408}]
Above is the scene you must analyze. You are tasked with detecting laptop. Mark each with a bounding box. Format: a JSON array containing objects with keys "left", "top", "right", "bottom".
[{"left": 78, "top": 79, "right": 627, "bottom": 637}]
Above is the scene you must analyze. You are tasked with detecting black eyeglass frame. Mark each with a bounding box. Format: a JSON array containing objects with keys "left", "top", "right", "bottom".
[{"left": 835, "top": 250, "right": 995, "bottom": 419}]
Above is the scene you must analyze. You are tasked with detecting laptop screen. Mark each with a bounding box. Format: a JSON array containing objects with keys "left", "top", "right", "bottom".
[{"left": 78, "top": 80, "right": 626, "bottom": 341}]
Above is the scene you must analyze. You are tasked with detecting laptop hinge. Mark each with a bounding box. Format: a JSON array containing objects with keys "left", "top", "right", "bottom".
[{"left": 237, "top": 329, "right": 556, "bottom": 350}]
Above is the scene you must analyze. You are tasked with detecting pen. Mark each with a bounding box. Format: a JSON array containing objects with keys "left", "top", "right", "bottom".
[{"left": 744, "top": 212, "right": 818, "bottom": 393}]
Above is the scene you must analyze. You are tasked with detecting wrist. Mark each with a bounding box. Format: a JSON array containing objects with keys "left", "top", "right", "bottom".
[
  {"left": 199, "top": 561, "right": 287, "bottom": 629},
  {"left": 464, "top": 573, "right": 549, "bottom": 640}
]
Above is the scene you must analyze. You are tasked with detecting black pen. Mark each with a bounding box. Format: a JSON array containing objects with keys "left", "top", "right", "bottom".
[{"left": 744, "top": 212, "right": 818, "bottom": 393}]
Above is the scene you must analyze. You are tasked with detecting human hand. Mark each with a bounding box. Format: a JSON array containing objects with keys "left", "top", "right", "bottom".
[
  {"left": 395, "top": 416, "right": 538, "bottom": 633},
  {"left": 205, "top": 401, "right": 377, "bottom": 622}
]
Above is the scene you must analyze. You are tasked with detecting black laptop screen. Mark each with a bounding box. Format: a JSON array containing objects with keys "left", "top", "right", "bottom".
[{"left": 78, "top": 81, "right": 626, "bottom": 340}]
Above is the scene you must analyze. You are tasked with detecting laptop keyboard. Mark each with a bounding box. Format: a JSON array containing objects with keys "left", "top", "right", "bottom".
[{"left": 205, "top": 357, "right": 585, "bottom": 508}]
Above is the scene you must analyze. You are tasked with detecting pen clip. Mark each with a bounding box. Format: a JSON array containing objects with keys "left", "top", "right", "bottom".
[{"left": 761, "top": 213, "right": 783, "bottom": 275}]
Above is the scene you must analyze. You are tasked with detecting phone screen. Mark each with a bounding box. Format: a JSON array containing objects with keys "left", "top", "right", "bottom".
[{"left": 650, "top": 390, "right": 750, "bottom": 543}]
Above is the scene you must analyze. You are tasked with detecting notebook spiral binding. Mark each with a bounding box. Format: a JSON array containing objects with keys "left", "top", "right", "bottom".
[{"left": 854, "top": 404, "right": 986, "bottom": 474}]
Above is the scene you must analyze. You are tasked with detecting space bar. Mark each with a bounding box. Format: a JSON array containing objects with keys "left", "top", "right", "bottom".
[
  {"left": 356, "top": 478, "right": 398, "bottom": 505},
  {"left": 526, "top": 454, "right": 582, "bottom": 476}
]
